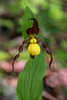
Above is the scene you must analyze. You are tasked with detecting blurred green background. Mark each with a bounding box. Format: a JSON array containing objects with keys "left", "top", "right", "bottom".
[{"left": 0, "top": 0, "right": 67, "bottom": 100}]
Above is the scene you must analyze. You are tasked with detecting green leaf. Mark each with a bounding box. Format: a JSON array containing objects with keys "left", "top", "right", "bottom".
[
  {"left": 17, "top": 53, "right": 47, "bottom": 100},
  {"left": 22, "top": 6, "right": 35, "bottom": 39}
]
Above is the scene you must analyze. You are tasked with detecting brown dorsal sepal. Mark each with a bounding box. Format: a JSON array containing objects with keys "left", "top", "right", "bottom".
[{"left": 26, "top": 18, "right": 39, "bottom": 36}]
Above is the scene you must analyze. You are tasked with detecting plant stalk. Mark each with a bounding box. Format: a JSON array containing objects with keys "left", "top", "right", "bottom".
[{"left": 28, "top": 56, "right": 32, "bottom": 100}]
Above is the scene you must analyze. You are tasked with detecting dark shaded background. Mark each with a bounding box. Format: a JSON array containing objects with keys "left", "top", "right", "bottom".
[{"left": 0, "top": 0, "right": 67, "bottom": 100}]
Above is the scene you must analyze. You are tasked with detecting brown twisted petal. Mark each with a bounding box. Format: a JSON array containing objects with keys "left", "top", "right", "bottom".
[
  {"left": 41, "top": 41, "right": 53, "bottom": 70},
  {"left": 26, "top": 18, "right": 39, "bottom": 36},
  {"left": 12, "top": 37, "right": 31, "bottom": 71},
  {"left": 12, "top": 46, "right": 23, "bottom": 71},
  {"left": 35, "top": 37, "right": 53, "bottom": 70},
  {"left": 46, "top": 48, "right": 53, "bottom": 70}
]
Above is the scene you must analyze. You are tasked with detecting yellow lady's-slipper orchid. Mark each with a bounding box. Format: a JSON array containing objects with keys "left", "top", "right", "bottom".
[{"left": 12, "top": 18, "right": 53, "bottom": 70}]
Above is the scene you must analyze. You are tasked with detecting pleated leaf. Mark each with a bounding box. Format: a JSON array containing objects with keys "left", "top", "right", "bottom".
[
  {"left": 17, "top": 53, "right": 47, "bottom": 100},
  {"left": 22, "top": 6, "right": 34, "bottom": 39}
]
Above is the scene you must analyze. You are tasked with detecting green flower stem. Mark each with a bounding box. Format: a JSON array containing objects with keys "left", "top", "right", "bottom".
[{"left": 28, "top": 56, "right": 32, "bottom": 100}]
